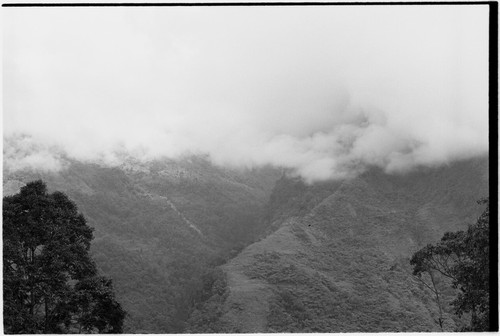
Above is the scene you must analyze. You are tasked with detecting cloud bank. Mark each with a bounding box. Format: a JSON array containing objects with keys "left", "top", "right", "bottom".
[{"left": 3, "top": 6, "right": 489, "bottom": 182}]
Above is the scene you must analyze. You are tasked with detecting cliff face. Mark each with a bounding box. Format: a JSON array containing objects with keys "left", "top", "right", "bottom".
[{"left": 188, "top": 156, "right": 489, "bottom": 333}]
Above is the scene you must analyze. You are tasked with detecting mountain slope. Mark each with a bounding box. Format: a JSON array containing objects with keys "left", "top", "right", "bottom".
[
  {"left": 188, "top": 156, "right": 489, "bottom": 332},
  {"left": 3, "top": 156, "right": 280, "bottom": 332}
]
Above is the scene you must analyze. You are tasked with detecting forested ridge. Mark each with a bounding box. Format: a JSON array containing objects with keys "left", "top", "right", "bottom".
[
  {"left": 3, "top": 155, "right": 491, "bottom": 333},
  {"left": 187, "top": 156, "right": 491, "bottom": 332},
  {"left": 4, "top": 156, "right": 280, "bottom": 332}
]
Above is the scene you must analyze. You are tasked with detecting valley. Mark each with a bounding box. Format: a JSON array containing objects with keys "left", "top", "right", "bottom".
[
  {"left": 3, "top": 155, "right": 489, "bottom": 333},
  {"left": 4, "top": 4, "right": 492, "bottom": 333},
  {"left": 3, "top": 156, "right": 281, "bottom": 332}
]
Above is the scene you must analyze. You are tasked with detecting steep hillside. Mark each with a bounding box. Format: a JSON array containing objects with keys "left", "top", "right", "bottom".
[
  {"left": 3, "top": 156, "right": 280, "bottom": 332},
  {"left": 187, "top": 156, "right": 489, "bottom": 332}
]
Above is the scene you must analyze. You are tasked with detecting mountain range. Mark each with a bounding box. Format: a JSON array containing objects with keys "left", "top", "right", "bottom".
[
  {"left": 186, "top": 156, "right": 489, "bottom": 332},
  {"left": 3, "top": 155, "right": 488, "bottom": 332}
]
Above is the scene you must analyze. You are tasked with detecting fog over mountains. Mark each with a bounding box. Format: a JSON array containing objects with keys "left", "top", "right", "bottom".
[
  {"left": 4, "top": 6, "right": 488, "bottom": 181},
  {"left": 3, "top": 4, "right": 491, "bottom": 333}
]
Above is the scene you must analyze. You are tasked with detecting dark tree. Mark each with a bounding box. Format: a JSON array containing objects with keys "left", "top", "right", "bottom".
[
  {"left": 410, "top": 198, "right": 490, "bottom": 331},
  {"left": 3, "top": 180, "right": 126, "bottom": 334}
]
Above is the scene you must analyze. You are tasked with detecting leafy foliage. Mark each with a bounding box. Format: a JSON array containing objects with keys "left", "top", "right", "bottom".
[
  {"left": 3, "top": 180, "right": 125, "bottom": 334},
  {"left": 410, "top": 198, "right": 490, "bottom": 331}
]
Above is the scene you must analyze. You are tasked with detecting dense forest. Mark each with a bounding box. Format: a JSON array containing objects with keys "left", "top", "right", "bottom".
[
  {"left": 186, "top": 157, "right": 491, "bottom": 332},
  {"left": 4, "top": 157, "right": 280, "bottom": 332},
  {"left": 3, "top": 155, "right": 492, "bottom": 333}
]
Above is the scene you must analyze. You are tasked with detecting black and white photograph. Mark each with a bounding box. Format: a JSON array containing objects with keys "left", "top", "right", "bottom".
[{"left": 2, "top": 2, "right": 495, "bottom": 333}]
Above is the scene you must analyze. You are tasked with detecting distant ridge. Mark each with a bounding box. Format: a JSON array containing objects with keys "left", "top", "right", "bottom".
[{"left": 187, "top": 156, "right": 489, "bottom": 332}]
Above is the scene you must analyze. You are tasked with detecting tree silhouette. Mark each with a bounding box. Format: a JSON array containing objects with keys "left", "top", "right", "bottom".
[
  {"left": 410, "top": 198, "right": 490, "bottom": 331},
  {"left": 3, "top": 180, "right": 126, "bottom": 333}
]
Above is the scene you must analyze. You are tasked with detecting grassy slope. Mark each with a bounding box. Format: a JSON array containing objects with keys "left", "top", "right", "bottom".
[
  {"left": 189, "top": 156, "right": 489, "bottom": 332},
  {"left": 3, "top": 157, "right": 280, "bottom": 333}
]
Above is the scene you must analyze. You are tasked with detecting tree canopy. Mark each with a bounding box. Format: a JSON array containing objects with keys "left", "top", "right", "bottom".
[
  {"left": 410, "top": 197, "right": 490, "bottom": 331},
  {"left": 3, "top": 180, "right": 126, "bottom": 333}
]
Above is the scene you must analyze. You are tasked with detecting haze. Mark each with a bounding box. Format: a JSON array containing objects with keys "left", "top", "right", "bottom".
[{"left": 3, "top": 5, "right": 489, "bottom": 182}]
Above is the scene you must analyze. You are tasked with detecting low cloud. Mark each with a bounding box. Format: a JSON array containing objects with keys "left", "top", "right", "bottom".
[{"left": 3, "top": 6, "right": 489, "bottom": 182}]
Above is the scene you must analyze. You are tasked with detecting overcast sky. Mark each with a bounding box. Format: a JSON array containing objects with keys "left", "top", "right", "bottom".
[{"left": 3, "top": 5, "right": 489, "bottom": 181}]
